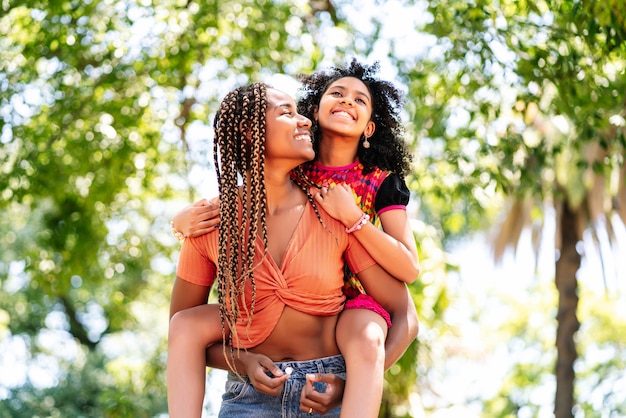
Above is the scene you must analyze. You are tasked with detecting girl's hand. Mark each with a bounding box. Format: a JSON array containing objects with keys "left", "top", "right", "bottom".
[
  {"left": 172, "top": 197, "right": 220, "bottom": 238},
  {"left": 314, "top": 184, "right": 363, "bottom": 228}
]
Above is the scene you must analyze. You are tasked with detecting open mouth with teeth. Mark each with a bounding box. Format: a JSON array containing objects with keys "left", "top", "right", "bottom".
[{"left": 332, "top": 110, "right": 355, "bottom": 120}]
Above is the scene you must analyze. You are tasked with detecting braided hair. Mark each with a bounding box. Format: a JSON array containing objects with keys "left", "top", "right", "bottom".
[
  {"left": 212, "top": 82, "right": 327, "bottom": 370},
  {"left": 213, "top": 82, "right": 268, "bottom": 363},
  {"left": 296, "top": 59, "right": 413, "bottom": 176}
]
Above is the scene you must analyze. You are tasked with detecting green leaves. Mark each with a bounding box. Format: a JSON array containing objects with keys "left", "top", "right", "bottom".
[
  {"left": 4, "top": 0, "right": 622, "bottom": 415},
  {"left": 0, "top": 1, "right": 338, "bottom": 416}
]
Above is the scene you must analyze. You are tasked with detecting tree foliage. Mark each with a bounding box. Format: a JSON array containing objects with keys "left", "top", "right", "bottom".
[
  {"left": 0, "top": 0, "right": 326, "bottom": 416},
  {"left": 398, "top": 0, "right": 625, "bottom": 238},
  {"left": 397, "top": 0, "right": 626, "bottom": 416},
  {"left": 0, "top": 1, "right": 444, "bottom": 416},
  {"left": 4, "top": 0, "right": 624, "bottom": 416}
]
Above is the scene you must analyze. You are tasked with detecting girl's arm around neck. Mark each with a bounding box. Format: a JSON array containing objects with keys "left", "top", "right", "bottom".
[
  {"left": 314, "top": 183, "right": 420, "bottom": 283},
  {"left": 352, "top": 209, "right": 420, "bottom": 283},
  {"left": 171, "top": 197, "right": 220, "bottom": 239}
]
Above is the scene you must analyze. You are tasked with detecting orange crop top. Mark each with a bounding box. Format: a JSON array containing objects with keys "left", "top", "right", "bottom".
[{"left": 176, "top": 198, "right": 376, "bottom": 348}]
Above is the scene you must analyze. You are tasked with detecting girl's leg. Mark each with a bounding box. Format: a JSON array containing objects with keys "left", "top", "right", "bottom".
[
  {"left": 336, "top": 308, "right": 388, "bottom": 418},
  {"left": 167, "top": 303, "right": 223, "bottom": 418}
]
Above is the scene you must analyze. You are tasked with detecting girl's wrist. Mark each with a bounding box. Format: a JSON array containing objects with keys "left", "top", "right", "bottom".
[
  {"left": 170, "top": 221, "right": 187, "bottom": 241},
  {"left": 342, "top": 208, "right": 364, "bottom": 227},
  {"left": 345, "top": 213, "right": 370, "bottom": 233}
]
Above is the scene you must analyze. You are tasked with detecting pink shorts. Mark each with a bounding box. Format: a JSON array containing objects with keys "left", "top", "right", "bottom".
[{"left": 344, "top": 293, "right": 392, "bottom": 329}]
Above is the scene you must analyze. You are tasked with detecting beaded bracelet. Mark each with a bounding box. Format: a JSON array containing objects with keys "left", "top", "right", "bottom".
[
  {"left": 170, "top": 221, "right": 187, "bottom": 242},
  {"left": 345, "top": 213, "right": 370, "bottom": 234}
]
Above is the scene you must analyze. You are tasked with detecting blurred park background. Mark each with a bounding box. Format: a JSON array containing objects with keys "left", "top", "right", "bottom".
[{"left": 1, "top": 0, "right": 626, "bottom": 417}]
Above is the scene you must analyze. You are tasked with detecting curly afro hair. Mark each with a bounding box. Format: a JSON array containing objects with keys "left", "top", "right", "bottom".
[{"left": 296, "top": 59, "right": 412, "bottom": 176}]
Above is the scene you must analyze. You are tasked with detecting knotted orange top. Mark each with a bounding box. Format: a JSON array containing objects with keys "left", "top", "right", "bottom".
[{"left": 176, "top": 199, "right": 376, "bottom": 348}]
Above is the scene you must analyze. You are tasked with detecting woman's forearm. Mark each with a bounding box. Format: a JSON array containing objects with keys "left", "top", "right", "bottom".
[{"left": 205, "top": 343, "right": 245, "bottom": 372}]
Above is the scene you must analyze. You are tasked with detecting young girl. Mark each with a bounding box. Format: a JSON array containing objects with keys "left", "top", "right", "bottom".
[
  {"left": 171, "top": 61, "right": 420, "bottom": 417},
  {"left": 168, "top": 82, "right": 417, "bottom": 417}
]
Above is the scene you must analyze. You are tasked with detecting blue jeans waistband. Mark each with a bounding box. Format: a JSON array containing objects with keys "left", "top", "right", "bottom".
[{"left": 220, "top": 354, "right": 345, "bottom": 418}]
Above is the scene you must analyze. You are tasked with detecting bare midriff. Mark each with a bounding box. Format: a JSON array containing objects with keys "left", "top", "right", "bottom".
[{"left": 249, "top": 306, "right": 340, "bottom": 361}]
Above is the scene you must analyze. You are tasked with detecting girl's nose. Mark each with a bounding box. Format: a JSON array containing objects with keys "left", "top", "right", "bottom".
[{"left": 340, "top": 97, "right": 353, "bottom": 106}]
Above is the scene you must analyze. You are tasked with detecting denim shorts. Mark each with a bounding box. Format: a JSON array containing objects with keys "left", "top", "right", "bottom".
[{"left": 218, "top": 354, "right": 346, "bottom": 418}]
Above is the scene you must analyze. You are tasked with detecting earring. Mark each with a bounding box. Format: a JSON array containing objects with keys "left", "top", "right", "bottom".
[{"left": 362, "top": 135, "right": 370, "bottom": 149}]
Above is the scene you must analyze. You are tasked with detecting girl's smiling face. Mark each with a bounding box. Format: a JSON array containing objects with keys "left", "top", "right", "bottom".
[{"left": 314, "top": 76, "right": 376, "bottom": 140}]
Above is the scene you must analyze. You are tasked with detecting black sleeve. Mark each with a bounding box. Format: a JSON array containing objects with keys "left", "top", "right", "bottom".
[{"left": 374, "top": 173, "right": 410, "bottom": 214}]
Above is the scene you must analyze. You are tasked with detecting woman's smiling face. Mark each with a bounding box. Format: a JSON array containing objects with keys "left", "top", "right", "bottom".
[{"left": 264, "top": 88, "right": 314, "bottom": 164}]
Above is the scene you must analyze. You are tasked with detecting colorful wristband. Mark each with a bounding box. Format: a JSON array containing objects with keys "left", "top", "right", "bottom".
[
  {"left": 345, "top": 213, "right": 370, "bottom": 233},
  {"left": 170, "top": 221, "right": 187, "bottom": 242}
]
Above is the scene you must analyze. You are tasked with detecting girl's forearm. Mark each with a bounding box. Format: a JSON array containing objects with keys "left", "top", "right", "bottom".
[{"left": 352, "top": 222, "right": 420, "bottom": 283}]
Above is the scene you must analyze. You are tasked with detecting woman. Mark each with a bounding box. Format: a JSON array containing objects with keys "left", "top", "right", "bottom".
[{"left": 168, "top": 82, "right": 416, "bottom": 417}]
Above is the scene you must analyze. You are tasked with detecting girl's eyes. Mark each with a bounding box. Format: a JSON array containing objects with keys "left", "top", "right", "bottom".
[{"left": 329, "top": 91, "right": 367, "bottom": 104}]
